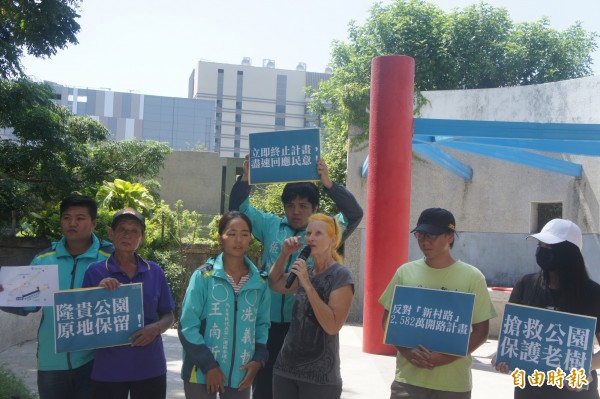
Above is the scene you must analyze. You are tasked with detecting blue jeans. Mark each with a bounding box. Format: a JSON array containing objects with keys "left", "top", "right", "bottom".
[{"left": 37, "top": 360, "right": 93, "bottom": 399}]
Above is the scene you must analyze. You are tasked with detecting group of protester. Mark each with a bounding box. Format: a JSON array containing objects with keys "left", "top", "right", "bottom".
[
  {"left": 2, "top": 154, "right": 600, "bottom": 399},
  {"left": 0, "top": 157, "right": 363, "bottom": 399}
]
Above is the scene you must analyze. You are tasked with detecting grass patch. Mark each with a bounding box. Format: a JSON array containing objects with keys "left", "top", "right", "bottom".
[{"left": 0, "top": 365, "right": 37, "bottom": 399}]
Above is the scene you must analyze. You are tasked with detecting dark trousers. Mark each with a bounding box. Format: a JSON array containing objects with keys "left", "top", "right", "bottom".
[
  {"left": 252, "top": 321, "right": 290, "bottom": 399},
  {"left": 184, "top": 381, "right": 251, "bottom": 399},
  {"left": 37, "top": 360, "right": 93, "bottom": 399},
  {"left": 273, "top": 374, "right": 342, "bottom": 399},
  {"left": 91, "top": 374, "right": 166, "bottom": 399},
  {"left": 390, "top": 381, "right": 471, "bottom": 399}
]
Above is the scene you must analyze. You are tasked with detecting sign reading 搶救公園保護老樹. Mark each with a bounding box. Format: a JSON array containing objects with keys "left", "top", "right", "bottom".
[
  {"left": 53, "top": 283, "right": 144, "bottom": 353},
  {"left": 384, "top": 285, "right": 475, "bottom": 357},
  {"left": 248, "top": 128, "right": 320, "bottom": 185},
  {"left": 496, "top": 303, "right": 596, "bottom": 377}
]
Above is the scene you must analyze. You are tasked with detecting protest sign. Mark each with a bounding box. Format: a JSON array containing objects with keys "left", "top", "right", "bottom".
[
  {"left": 497, "top": 303, "right": 596, "bottom": 377},
  {"left": 248, "top": 128, "right": 320, "bottom": 184},
  {"left": 0, "top": 265, "right": 59, "bottom": 307},
  {"left": 54, "top": 283, "right": 144, "bottom": 353},
  {"left": 384, "top": 285, "right": 475, "bottom": 356}
]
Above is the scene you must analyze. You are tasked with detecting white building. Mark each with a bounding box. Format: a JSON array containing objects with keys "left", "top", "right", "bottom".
[
  {"left": 188, "top": 59, "right": 331, "bottom": 157},
  {"left": 343, "top": 75, "right": 600, "bottom": 322}
]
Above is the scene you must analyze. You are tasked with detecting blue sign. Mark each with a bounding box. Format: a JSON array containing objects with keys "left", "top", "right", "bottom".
[
  {"left": 496, "top": 303, "right": 596, "bottom": 376},
  {"left": 384, "top": 285, "right": 475, "bottom": 356},
  {"left": 248, "top": 128, "right": 321, "bottom": 184},
  {"left": 53, "top": 283, "right": 144, "bottom": 353}
]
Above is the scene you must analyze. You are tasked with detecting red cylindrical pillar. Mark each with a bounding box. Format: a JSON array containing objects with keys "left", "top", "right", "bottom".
[{"left": 363, "top": 55, "right": 415, "bottom": 354}]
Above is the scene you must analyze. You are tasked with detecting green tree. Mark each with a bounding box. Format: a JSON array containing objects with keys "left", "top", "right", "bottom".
[
  {"left": 0, "top": 0, "right": 81, "bottom": 79},
  {"left": 0, "top": 79, "right": 108, "bottom": 233},
  {"left": 0, "top": 80, "right": 172, "bottom": 235},
  {"left": 87, "top": 140, "right": 172, "bottom": 184},
  {"left": 313, "top": 0, "right": 597, "bottom": 170}
]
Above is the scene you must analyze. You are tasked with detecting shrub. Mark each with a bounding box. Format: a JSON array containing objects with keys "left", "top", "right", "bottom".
[{"left": 0, "top": 365, "right": 37, "bottom": 399}]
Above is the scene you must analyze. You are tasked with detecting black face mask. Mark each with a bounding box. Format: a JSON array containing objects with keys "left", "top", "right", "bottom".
[{"left": 536, "top": 246, "right": 558, "bottom": 272}]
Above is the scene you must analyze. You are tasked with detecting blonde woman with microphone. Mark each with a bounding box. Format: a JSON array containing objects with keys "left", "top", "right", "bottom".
[{"left": 268, "top": 213, "right": 354, "bottom": 399}]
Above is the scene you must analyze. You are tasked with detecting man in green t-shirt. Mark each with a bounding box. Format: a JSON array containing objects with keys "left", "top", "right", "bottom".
[{"left": 379, "top": 208, "right": 496, "bottom": 398}]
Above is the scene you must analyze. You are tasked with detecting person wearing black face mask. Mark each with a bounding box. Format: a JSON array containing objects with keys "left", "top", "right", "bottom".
[
  {"left": 492, "top": 219, "right": 600, "bottom": 398},
  {"left": 535, "top": 245, "right": 558, "bottom": 272}
]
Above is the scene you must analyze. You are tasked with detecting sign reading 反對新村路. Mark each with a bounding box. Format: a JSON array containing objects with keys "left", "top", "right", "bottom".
[
  {"left": 248, "top": 128, "right": 320, "bottom": 185},
  {"left": 496, "top": 303, "right": 596, "bottom": 377},
  {"left": 54, "top": 283, "right": 144, "bottom": 353},
  {"left": 384, "top": 285, "right": 475, "bottom": 356}
]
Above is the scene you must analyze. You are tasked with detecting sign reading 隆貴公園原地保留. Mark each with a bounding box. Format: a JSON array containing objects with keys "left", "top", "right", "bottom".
[
  {"left": 384, "top": 285, "right": 475, "bottom": 357},
  {"left": 248, "top": 129, "right": 320, "bottom": 185},
  {"left": 53, "top": 283, "right": 144, "bottom": 353}
]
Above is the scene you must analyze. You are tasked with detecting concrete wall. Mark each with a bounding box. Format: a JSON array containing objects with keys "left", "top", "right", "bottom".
[
  {"left": 156, "top": 151, "right": 243, "bottom": 215},
  {"left": 346, "top": 75, "right": 600, "bottom": 322}
]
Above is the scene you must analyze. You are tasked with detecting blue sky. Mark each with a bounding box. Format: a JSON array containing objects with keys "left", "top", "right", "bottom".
[{"left": 21, "top": 0, "right": 600, "bottom": 98}]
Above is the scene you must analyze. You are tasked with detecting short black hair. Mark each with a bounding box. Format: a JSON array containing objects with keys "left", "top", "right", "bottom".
[
  {"left": 281, "top": 182, "right": 319, "bottom": 210},
  {"left": 60, "top": 195, "right": 98, "bottom": 220},
  {"left": 218, "top": 211, "right": 253, "bottom": 236}
]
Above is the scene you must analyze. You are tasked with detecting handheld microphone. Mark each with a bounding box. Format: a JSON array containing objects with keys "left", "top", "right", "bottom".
[{"left": 285, "top": 246, "right": 311, "bottom": 288}]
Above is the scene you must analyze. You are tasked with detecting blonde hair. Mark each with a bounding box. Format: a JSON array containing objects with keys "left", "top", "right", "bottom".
[{"left": 308, "top": 213, "right": 343, "bottom": 263}]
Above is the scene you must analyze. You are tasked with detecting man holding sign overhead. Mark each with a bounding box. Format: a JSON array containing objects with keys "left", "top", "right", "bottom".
[
  {"left": 379, "top": 208, "right": 496, "bottom": 398},
  {"left": 229, "top": 147, "right": 363, "bottom": 399}
]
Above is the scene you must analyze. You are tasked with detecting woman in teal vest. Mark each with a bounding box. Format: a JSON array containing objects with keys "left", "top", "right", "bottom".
[{"left": 179, "top": 211, "right": 271, "bottom": 398}]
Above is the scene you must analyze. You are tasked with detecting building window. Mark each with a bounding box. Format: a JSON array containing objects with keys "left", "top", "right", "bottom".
[
  {"left": 531, "top": 202, "right": 562, "bottom": 233},
  {"left": 235, "top": 114, "right": 241, "bottom": 123},
  {"left": 275, "top": 117, "right": 285, "bottom": 127},
  {"left": 276, "top": 104, "right": 286, "bottom": 113},
  {"left": 67, "top": 94, "right": 88, "bottom": 103},
  {"left": 236, "top": 101, "right": 242, "bottom": 110}
]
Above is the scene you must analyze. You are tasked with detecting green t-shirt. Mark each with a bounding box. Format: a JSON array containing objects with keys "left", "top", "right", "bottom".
[{"left": 378, "top": 258, "right": 497, "bottom": 393}]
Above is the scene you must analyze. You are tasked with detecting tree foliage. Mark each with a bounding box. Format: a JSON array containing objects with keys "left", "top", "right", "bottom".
[
  {"left": 96, "top": 179, "right": 156, "bottom": 213},
  {"left": 0, "top": 0, "right": 81, "bottom": 79},
  {"left": 0, "top": 79, "right": 172, "bottom": 235},
  {"left": 313, "top": 0, "right": 598, "bottom": 154},
  {"left": 0, "top": 79, "right": 108, "bottom": 226},
  {"left": 88, "top": 140, "right": 172, "bottom": 184}
]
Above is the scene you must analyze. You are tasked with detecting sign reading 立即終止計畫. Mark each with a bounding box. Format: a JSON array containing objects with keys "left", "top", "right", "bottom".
[
  {"left": 496, "top": 303, "right": 596, "bottom": 378},
  {"left": 248, "top": 129, "right": 320, "bottom": 185},
  {"left": 384, "top": 285, "right": 475, "bottom": 356},
  {"left": 53, "top": 283, "right": 144, "bottom": 353}
]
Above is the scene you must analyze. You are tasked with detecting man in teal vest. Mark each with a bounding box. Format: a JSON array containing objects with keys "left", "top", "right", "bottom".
[{"left": 1, "top": 195, "right": 113, "bottom": 399}]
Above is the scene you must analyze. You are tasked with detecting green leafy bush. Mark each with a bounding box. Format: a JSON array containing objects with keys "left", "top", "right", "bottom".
[
  {"left": 0, "top": 365, "right": 37, "bottom": 399},
  {"left": 15, "top": 193, "right": 265, "bottom": 324}
]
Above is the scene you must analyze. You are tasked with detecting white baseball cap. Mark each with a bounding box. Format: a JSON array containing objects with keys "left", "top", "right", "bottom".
[{"left": 528, "top": 218, "right": 583, "bottom": 251}]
